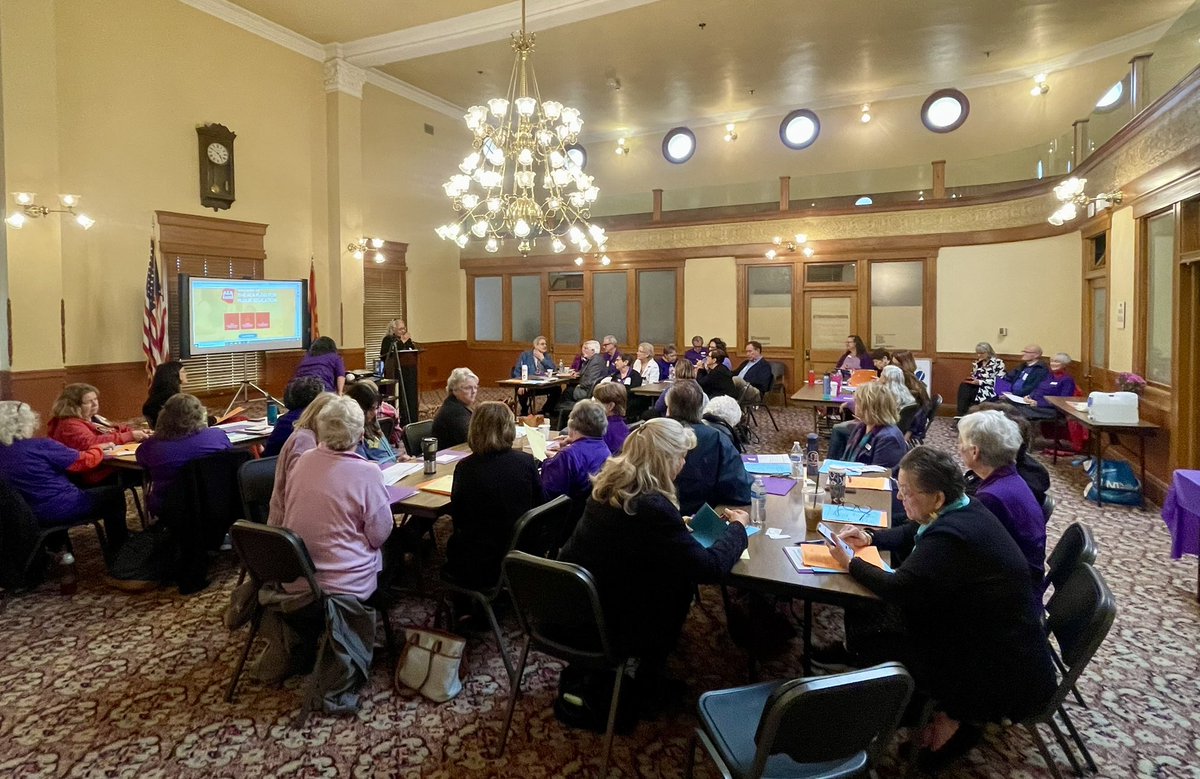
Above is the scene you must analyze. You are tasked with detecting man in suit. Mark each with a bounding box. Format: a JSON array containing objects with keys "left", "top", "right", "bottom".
[
  {"left": 1003, "top": 345, "right": 1049, "bottom": 398},
  {"left": 571, "top": 340, "right": 608, "bottom": 401},
  {"left": 735, "top": 341, "right": 773, "bottom": 396}
]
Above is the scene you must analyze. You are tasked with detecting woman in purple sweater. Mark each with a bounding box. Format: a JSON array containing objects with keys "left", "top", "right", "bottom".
[
  {"left": 136, "top": 394, "right": 232, "bottom": 517},
  {"left": 541, "top": 399, "right": 611, "bottom": 501},
  {"left": 957, "top": 410, "right": 1047, "bottom": 588},
  {"left": 290, "top": 336, "right": 347, "bottom": 395},
  {"left": 592, "top": 382, "right": 630, "bottom": 454}
]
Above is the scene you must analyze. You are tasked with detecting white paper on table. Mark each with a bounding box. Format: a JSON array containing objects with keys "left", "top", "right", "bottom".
[
  {"left": 524, "top": 427, "right": 547, "bottom": 461},
  {"left": 1069, "top": 401, "right": 1088, "bottom": 411},
  {"left": 753, "top": 454, "right": 791, "bottom": 464},
  {"left": 435, "top": 453, "right": 462, "bottom": 464},
  {"left": 381, "top": 461, "right": 422, "bottom": 485}
]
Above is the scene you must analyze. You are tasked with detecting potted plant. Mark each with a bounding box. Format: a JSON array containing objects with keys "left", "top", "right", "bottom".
[{"left": 1116, "top": 372, "right": 1146, "bottom": 394}]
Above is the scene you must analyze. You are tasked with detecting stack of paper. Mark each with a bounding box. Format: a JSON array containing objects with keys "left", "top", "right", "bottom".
[
  {"left": 783, "top": 544, "right": 889, "bottom": 574},
  {"left": 416, "top": 474, "right": 455, "bottom": 495},
  {"left": 742, "top": 454, "right": 793, "bottom": 475},
  {"left": 818, "top": 459, "right": 888, "bottom": 475},
  {"left": 380, "top": 461, "right": 422, "bottom": 485}
]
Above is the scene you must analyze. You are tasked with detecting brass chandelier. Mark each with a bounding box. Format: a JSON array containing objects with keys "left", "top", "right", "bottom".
[{"left": 435, "top": 0, "right": 605, "bottom": 257}]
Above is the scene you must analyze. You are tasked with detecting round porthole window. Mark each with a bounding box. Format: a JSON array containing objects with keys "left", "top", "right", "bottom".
[
  {"left": 662, "top": 127, "right": 696, "bottom": 164},
  {"left": 921, "top": 89, "right": 970, "bottom": 133},
  {"left": 1095, "top": 80, "right": 1125, "bottom": 112},
  {"left": 779, "top": 109, "right": 820, "bottom": 150}
]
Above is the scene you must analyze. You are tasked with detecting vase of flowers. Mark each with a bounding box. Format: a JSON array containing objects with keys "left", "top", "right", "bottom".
[{"left": 1116, "top": 372, "right": 1146, "bottom": 394}]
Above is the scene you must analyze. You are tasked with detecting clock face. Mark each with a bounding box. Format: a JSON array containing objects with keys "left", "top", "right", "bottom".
[{"left": 206, "top": 142, "right": 230, "bottom": 165}]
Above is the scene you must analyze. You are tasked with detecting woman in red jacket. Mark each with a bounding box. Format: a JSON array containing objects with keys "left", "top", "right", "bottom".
[{"left": 48, "top": 383, "right": 148, "bottom": 485}]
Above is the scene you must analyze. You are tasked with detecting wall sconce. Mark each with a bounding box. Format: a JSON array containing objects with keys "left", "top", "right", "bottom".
[
  {"left": 860, "top": 104, "right": 871, "bottom": 123},
  {"left": 573, "top": 252, "right": 611, "bottom": 266},
  {"left": 1047, "top": 177, "right": 1123, "bottom": 225},
  {"left": 5, "top": 192, "right": 95, "bottom": 230},
  {"left": 764, "top": 233, "right": 811, "bottom": 259},
  {"left": 348, "top": 236, "right": 385, "bottom": 262},
  {"left": 723, "top": 123, "right": 738, "bottom": 142},
  {"left": 614, "top": 137, "right": 630, "bottom": 156},
  {"left": 1030, "top": 73, "right": 1050, "bottom": 96}
]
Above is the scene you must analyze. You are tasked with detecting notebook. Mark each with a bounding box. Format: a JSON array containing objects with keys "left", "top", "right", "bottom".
[
  {"left": 416, "top": 474, "right": 455, "bottom": 495},
  {"left": 782, "top": 544, "right": 888, "bottom": 574}
]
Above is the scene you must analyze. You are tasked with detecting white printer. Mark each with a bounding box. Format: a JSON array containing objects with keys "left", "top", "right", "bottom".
[{"left": 1087, "top": 391, "right": 1140, "bottom": 424}]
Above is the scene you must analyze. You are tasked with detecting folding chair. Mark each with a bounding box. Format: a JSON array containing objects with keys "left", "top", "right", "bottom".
[{"left": 403, "top": 419, "right": 433, "bottom": 457}]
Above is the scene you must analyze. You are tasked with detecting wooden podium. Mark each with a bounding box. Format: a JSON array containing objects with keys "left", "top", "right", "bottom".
[{"left": 383, "top": 347, "right": 420, "bottom": 425}]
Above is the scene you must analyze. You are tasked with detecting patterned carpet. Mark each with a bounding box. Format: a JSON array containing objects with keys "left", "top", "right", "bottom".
[{"left": 1, "top": 389, "right": 1197, "bottom": 778}]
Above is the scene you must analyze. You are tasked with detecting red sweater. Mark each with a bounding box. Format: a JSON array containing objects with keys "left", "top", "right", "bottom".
[{"left": 47, "top": 417, "right": 134, "bottom": 485}]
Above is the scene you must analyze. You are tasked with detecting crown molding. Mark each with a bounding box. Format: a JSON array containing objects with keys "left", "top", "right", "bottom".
[
  {"left": 337, "top": 0, "right": 660, "bottom": 67},
  {"left": 175, "top": 0, "right": 324, "bottom": 61},
  {"left": 324, "top": 59, "right": 367, "bottom": 98},
  {"left": 361, "top": 70, "right": 464, "bottom": 120}
]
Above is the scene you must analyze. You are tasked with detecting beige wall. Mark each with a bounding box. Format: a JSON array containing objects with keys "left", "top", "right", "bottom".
[
  {"left": 683, "top": 257, "right": 737, "bottom": 347},
  {"left": 937, "top": 233, "right": 1083, "bottom": 355},
  {"left": 1108, "top": 206, "right": 1135, "bottom": 371}
]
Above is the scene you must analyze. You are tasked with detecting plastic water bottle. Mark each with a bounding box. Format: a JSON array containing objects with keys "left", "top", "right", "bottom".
[
  {"left": 521, "top": 364, "right": 529, "bottom": 380},
  {"left": 822, "top": 373, "right": 832, "bottom": 396},
  {"left": 805, "top": 433, "right": 820, "bottom": 480},
  {"left": 790, "top": 441, "right": 804, "bottom": 480},
  {"left": 668, "top": 363, "right": 676, "bottom": 382},
  {"left": 808, "top": 368, "right": 816, "bottom": 386},
  {"left": 751, "top": 477, "right": 768, "bottom": 527},
  {"left": 833, "top": 373, "right": 843, "bottom": 397},
  {"left": 558, "top": 359, "right": 565, "bottom": 373},
  {"left": 59, "top": 551, "right": 78, "bottom": 595}
]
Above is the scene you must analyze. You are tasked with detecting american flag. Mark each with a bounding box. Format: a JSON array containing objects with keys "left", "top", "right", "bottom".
[
  {"left": 309, "top": 259, "right": 320, "bottom": 338},
  {"left": 142, "top": 240, "right": 169, "bottom": 381}
]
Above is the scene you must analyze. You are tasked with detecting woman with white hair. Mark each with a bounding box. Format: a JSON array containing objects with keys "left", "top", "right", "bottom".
[
  {"left": 560, "top": 418, "right": 749, "bottom": 702},
  {"left": 431, "top": 367, "right": 479, "bottom": 448},
  {"left": 541, "top": 398, "right": 611, "bottom": 501},
  {"left": 701, "top": 395, "right": 744, "bottom": 453},
  {"left": 1011, "top": 352, "right": 1076, "bottom": 420},
  {"left": 280, "top": 395, "right": 393, "bottom": 600},
  {"left": 958, "top": 410, "right": 1047, "bottom": 587},
  {"left": 633, "top": 342, "right": 660, "bottom": 384},
  {"left": 0, "top": 400, "right": 130, "bottom": 560}
]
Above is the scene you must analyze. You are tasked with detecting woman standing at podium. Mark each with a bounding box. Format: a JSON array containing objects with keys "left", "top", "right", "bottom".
[{"left": 379, "top": 318, "right": 416, "bottom": 360}]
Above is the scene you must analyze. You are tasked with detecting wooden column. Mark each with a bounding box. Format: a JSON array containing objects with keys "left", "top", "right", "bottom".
[
  {"left": 652, "top": 189, "right": 663, "bottom": 222},
  {"left": 1129, "top": 54, "right": 1152, "bottom": 115},
  {"left": 931, "top": 160, "right": 946, "bottom": 199},
  {"left": 1072, "top": 119, "right": 1090, "bottom": 167},
  {"left": 779, "top": 176, "right": 791, "bottom": 212}
]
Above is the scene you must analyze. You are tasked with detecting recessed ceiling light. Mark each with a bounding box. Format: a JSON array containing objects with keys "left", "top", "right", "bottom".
[{"left": 921, "top": 89, "right": 970, "bottom": 133}]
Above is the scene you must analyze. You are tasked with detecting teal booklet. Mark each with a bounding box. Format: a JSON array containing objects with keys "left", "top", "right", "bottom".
[{"left": 690, "top": 503, "right": 760, "bottom": 548}]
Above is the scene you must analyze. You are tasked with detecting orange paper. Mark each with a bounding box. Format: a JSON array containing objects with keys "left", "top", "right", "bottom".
[
  {"left": 799, "top": 544, "right": 887, "bottom": 571},
  {"left": 848, "top": 476, "right": 892, "bottom": 491},
  {"left": 416, "top": 474, "right": 455, "bottom": 496}
]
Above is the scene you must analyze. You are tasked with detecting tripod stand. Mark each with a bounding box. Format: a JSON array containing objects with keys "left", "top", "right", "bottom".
[
  {"left": 386, "top": 343, "right": 414, "bottom": 425},
  {"left": 224, "top": 379, "right": 283, "bottom": 417}
]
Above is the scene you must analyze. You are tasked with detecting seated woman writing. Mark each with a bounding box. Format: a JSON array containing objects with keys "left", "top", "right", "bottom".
[
  {"left": 826, "top": 446, "right": 1056, "bottom": 771},
  {"left": 560, "top": 418, "right": 749, "bottom": 704},
  {"left": 1007, "top": 352, "right": 1076, "bottom": 420},
  {"left": 540, "top": 399, "right": 611, "bottom": 502}
]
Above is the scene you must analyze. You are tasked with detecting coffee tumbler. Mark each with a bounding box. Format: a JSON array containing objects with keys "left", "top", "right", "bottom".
[
  {"left": 828, "top": 466, "right": 847, "bottom": 505},
  {"left": 422, "top": 437, "right": 438, "bottom": 475},
  {"left": 266, "top": 402, "right": 279, "bottom": 425}
]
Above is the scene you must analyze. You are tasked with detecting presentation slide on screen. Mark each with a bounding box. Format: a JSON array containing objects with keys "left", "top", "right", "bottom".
[{"left": 186, "top": 277, "right": 306, "bottom": 356}]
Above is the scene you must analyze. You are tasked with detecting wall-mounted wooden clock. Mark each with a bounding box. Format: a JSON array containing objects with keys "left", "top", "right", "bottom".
[{"left": 197, "top": 123, "right": 236, "bottom": 211}]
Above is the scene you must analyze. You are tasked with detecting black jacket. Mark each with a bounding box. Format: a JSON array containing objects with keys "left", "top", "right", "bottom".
[
  {"left": 852, "top": 498, "right": 1056, "bottom": 723},
  {"left": 734, "top": 359, "right": 773, "bottom": 395},
  {"left": 431, "top": 394, "right": 472, "bottom": 448},
  {"left": 379, "top": 334, "right": 416, "bottom": 360},
  {"left": 698, "top": 363, "right": 737, "bottom": 400},
  {"left": 673, "top": 422, "right": 752, "bottom": 514},
  {"left": 1004, "top": 361, "right": 1050, "bottom": 397}
]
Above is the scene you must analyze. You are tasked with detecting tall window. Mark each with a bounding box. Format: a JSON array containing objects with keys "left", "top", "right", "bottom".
[
  {"left": 473, "top": 276, "right": 503, "bottom": 342},
  {"left": 1144, "top": 212, "right": 1175, "bottom": 385},
  {"left": 869, "top": 260, "right": 924, "bottom": 350},
  {"left": 746, "top": 266, "right": 792, "bottom": 347},
  {"left": 637, "top": 270, "right": 676, "bottom": 345},
  {"left": 363, "top": 241, "right": 407, "bottom": 357},
  {"left": 592, "top": 273, "right": 627, "bottom": 344},
  {"left": 510, "top": 276, "right": 542, "bottom": 343}
]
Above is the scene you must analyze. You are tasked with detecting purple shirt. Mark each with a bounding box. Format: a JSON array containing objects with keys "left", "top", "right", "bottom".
[
  {"left": 975, "top": 464, "right": 1047, "bottom": 588},
  {"left": 136, "top": 427, "right": 233, "bottom": 516},
  {"left": 269, "top": 427, "right": 317, "bottom": 526},
  {"left": 1029, "top": 370, "right": 1076, "bottom": 408},
  {"left": 685, "top": 348, "right": 708, "bottom": 364},
  {"left": 604, "top": 415, "right": 630, "bottom": 455},
  {"left": 541, "top": 436, "right": 611, "bottom": 501},
  {"left": 0, "top": 438, "right": 92, "bottom": 522},
  {"left": 281, "top": 446, "right": 393, "bottom": 599},
  {"left": 292, "top": 352, "right": 346, "bottom": 393}
]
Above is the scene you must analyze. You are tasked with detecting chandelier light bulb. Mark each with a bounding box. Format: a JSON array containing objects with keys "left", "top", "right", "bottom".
[
  {"left": 460, "top": 152, "right": 481, "bottom": 173},
  {"left": 461, "top": 194, "right": 480, "bottom": 210},
  {"left": 765, "top": 248, "right": 777, "bottom": 260},
  {"left": 487, "top": 98, "right": 509, "bottom": 117},
  {"left": 513, "top": 218, "right": 531, "bottom": 238},
  {"left": 551, "top": 237, "right": 565, "bottom": 253},
  {"left": 13, "top": 192, "right": 36, "bottom": 206},
  {"left": 772, "top": 236, "right": 783, "bottom": 245},
  {"left": 515, "top": 96, "right": 537, "bottom": 116},
  {"left": 542, "top": 101, "right": 563, "bottom": 119},
  {"left": 574, "top": 256, "right": 584, "bottom": 266},
  {"left": 59, "top": 194, "right": 80, "bottom": 207},
  {"left": 549, "top": 150, "right": 565, "bottom": 168},
  {"left": 860, "top": 104, "right": 871, "bottom": 123},
  {"left": 374, "top": 251, "right": 385, "bottom": 263},
  {"left": 802, "top": 246, "right": 815, "bottom": 257},
  {"left": 6, "top": 212, "right": 27, "bottom": 229},
  {"left": 1031, "top": 74, "right": 1049, "bottom": 96},
  {"left": 471, "top": 220, "right": 488, "bottom": 237},
  {"left": 455, "top": 234, "right": 469, "bottom": 248},
  {"left": 370, "top": 237, "right": 384, "bottom": 249},
  {"left": 615, "top": 137, "right": 628, "bottom": 156},
  {"left": 600, "top": 255, "right": 611, "bottom": 266},
  {"left": 579, "top": 239, "right": 591, "bottom": 253},
  {"left": 352, "top": 248, "right": 365, "bottom": 260},
  {"left": 723, "top": 123, "right": 738, "bottom": 142},
  {"left": 517, "top": 148, "right": 534, "bottom": 166},
  {"left": 487, "top": 198, "right": 501, "bottom": 213},
  {"left": 485, "top": 237, "right": 499, "bottom": 252}
]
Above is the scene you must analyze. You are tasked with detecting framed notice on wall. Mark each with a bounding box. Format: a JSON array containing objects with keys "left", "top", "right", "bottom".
[{"left": 810, "top": 297, "right": 851, "bottom": 350}]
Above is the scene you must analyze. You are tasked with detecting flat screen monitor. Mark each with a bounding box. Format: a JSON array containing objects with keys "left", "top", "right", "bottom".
[{"left": 178, "top": 275, "right": 311, "bottom": 358}]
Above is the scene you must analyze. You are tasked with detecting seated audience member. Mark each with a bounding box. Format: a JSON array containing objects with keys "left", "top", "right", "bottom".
[
  {"left": 827, "top": 446, "right": 1056, "bottom": 770},
  {"left": 706, "top": 338, "right": 733, "bottom": 369},
  {"left": 445, "top": 401, "right": 543, "bottom": 589},
  {"left": 540, "top": 399, "right": 610, "bottom": 502},
  {"left": 890, "top": 350, "right": 932, "bottom": 433},
  {"left": 837, "top": 381, "right": 908, "bottom": 470},
  {"left": 599, "top": 334, "right": 620, "bottom": 370},
  {"left": 513, "top": 335, "right": 559, "bottom": 415},
  {"left": 263, "top": 376, "right": 325, "bottom": 457},
  {"left": 697, "top": 348, "right": 737, "bottom": 400},
  {"left": 1008, "top": 353, "right": 1076, "bottom": 419},
  {"left": 569, "top": 344, "right": 588, "bottom": 372},
  {"left": 870, "top": 348, "right": 891, "bottom": 372},
  {"left": 281, "top": 396, "right": 392, "bottom": 601},
  {"left": 604, "top": 352, "right": 643, "bottom": 388},
  {"left": 633, "top": 342, "right": 660, "bottom": 384},
  {"left": 735, "top": 341, "right": 773, "bottom": 396},
  {"left": 967, "top": 403, "right": 1050, "bottom": 503},
  {"left": 48, "top": 382, "right": 148, "bottom": 485},
  {"left": 592, "top": 382, "right": 630, "bottom": 454},
  {"left": 432, "top": 367, "right": 479, "bottom": 448},
  {"left": 666, "top": 380, "right": 751, "bottom": 513},
  {"left": 143, "top": 361, "right": 189, "bottom": 429},
  {"left": 702, "top": 395, "right": 744, "bottom": 453},
  {"left": 291, "top": 336, "right": 347, "bottom": 394},
  {"left": 1002, "top": 344, "right": 1049, "bottom": 398},
  {"left": 956, "top": 341, "right": 1006, "bottom": 415},
  {"left": 829, "top": 365, "right": 914, "bottom": 458},
  {"left": 835, "top": 335, "right": 874, "bottom": 373},
  {"left": 957, "top": 411, "right": 1047, "bottom": 588},
  {"left": 683, "top": 335, "right": 708, "bottom": 365},
  {"left": 656, "top": 344, "right": 679, "bottom": 380},
  {"left": 269, "top": 392, "right": 337, "bottom": 525},
  {"left": 647, "top": 360, "right": 709, "bottom": 419},
  {"left": 560, "top": 418, "right": 748, "bottom": 701},
  {"left": 569, "top": 340, "right": 608, "bottom": 401},
  {"left": 136, "top": 393, "right": 233, "bottom": 517},
  {"left": 0, "top": 400, "right": 130, "bottom": 559},
  {"left": 346, "top": 380, "right": 403, "bottom": 464},
  {"left": 878, "top": 364, "right": 917, "bottom": 410}
]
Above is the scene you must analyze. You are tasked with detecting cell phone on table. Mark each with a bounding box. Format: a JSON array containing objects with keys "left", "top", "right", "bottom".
[{"left": 817, "top": 521, "right": 855, "bottom": 559}]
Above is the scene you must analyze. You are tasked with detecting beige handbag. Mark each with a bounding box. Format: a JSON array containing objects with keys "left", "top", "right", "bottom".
[{"left": 395, "top": 627, "right": 466, "bottom": 702}]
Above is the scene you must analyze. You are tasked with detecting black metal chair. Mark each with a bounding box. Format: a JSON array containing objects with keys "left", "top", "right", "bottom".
[
  {"left": 1041, "top": 493, "right": 1057, "bottom": 523},
  {"left": 907, "top": 394, "right": 943, "bottom": 446},
  {"left": 499, "top": 551, "right": 631, "bottom": 777},
  {"left": 0, "top": 477, "right": 110, "bottom": 591},
  {"left": 403, "top": 419, "right": 434, "bottom": 457},
  {"left": 378, "top": 416, "right": 396, "bottom": 444},
  {"left": 685, "top": 662, "right": 914, "bottom": 779},
  {"left": 160, "top": 449, "right": 252, "bottom": 593},
  {"left": 237, "top": 456, "right": 278, "bottom": 525},
  {"left": 1017, "top": 562, "right": 1116, "bottom": 779},
  {"left": 225, "top": 519, "right": 324, "bottom": 702},
  {"left": 438, "top": 495, "right": 573, "bottom": 686},
  {"left": 897, "top": 402, "right": 921, "bottom": 434},
  {"left": 766, "top": 361, "right": 788, "bottom": 407},
  {"left": 1043, "top": 521, "right": 1098, "bottom": 708},
  {"left": 738, "top": 377, "right": 779, "bottom": 433}
]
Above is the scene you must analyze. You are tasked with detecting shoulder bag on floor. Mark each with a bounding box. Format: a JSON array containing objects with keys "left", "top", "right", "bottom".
[{"left": 395, "top": 627, "right": 466, "bottom": 702}]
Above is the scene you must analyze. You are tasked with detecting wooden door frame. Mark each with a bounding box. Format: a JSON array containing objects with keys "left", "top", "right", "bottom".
[{"left": 802, "top": 289, "right": 860, "bottom": 373}]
